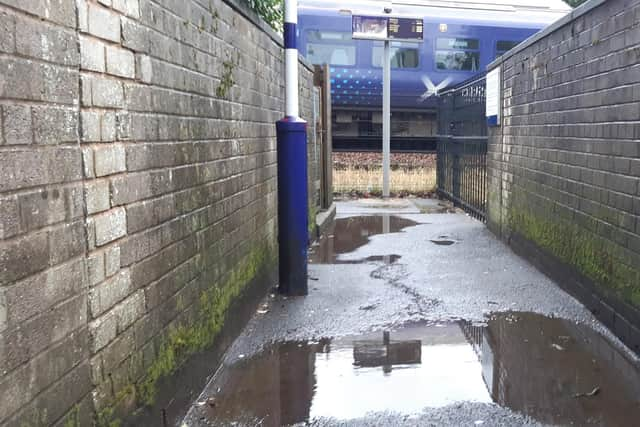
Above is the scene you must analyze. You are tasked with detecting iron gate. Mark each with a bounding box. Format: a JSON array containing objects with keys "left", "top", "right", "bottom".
[{"left": 436, "top": 73, "right": 488, "bottom": 221}]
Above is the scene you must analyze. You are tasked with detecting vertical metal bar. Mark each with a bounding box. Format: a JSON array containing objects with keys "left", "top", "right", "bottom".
[{"left": 382, "top": 40, "right": 391, "bottom": 198}]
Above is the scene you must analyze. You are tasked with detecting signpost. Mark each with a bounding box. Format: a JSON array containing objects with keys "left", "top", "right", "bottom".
[{"left": 352, "top": 14, "right": 423, "bottom": 198}]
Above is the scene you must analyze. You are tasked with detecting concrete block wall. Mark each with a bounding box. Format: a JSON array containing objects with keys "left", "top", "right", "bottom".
[
  {"left": 0, "top": 0, "right": 317, "bottom": 424},
  {"left": 488, "top": 0, "right": 640, "bottom": 347}
]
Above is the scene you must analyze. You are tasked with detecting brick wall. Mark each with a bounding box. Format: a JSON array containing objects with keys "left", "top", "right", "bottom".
[
  {"left": 0, "top": 0, "right": 317, "bottom": 424},
  {"left": 488, "top": 0, "right": 640, "bottom": 348}
]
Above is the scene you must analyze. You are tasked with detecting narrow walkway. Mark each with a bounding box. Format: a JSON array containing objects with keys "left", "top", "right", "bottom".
[{"left": 183, "top": 198, "right": 640, "bottom": 427}]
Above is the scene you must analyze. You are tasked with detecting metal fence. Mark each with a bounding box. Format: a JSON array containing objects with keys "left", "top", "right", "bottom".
[{"left": 436, "top": 73, "right": 488, "bottom": 221}]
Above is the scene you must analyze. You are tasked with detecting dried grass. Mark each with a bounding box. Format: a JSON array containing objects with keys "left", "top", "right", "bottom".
[{"left": 334, "top": 166, "right": 436, "bottom": 195}]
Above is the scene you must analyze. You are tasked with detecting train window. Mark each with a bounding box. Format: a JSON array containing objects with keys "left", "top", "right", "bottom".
[
  {"left": 436, "top": 38, "right": 479, "bottom": 50},
  {"left": 496, "top": 40, "right": 520, "bottom": 58},
  {"left": 435, "top": 51, "right": 480, "bottom": 71},
  {"left": 372, "top": 42, "right": 419, "bottom": 68},
  {"left": 435, "top": 37, "right": 480, "bottom": 71},
  {"left": 306, "top": 31, "right": 356, "bottom": 66}
]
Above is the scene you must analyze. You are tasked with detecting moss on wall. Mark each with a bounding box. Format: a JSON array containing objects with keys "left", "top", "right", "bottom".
[
  {"left": 96, "top": 241, "right": 276, "bottom": 426},
  {"left": 508, "top": 203, "right": 640, "bottom": 308}
]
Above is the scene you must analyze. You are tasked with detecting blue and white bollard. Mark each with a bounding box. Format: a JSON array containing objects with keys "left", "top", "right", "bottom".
[{"left": 277, "top": 0, "right": 308, "bottom": 296}]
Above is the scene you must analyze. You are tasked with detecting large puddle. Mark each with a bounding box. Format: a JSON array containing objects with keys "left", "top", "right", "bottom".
[
  {"left": 193, "top": 312, "right": 640, "bottom": 426},
  {"left": 309, "top": 215, "right": 418, "bottom": 264}
]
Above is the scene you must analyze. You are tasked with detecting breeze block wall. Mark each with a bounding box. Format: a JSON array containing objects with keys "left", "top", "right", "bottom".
[
  {"left": 488, "top": 0, "right": 640, "bottom": 350},
  {"left": 0, "top": 0, "right": 317, "bottom": 425}
]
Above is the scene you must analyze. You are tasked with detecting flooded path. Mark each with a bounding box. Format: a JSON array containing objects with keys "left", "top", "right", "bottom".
[
  {"left": 189, "top": 313, "right": 640, "bottom": 427},
  {"left": 183, "top": 200, "right": 640, "bottom": 427}
]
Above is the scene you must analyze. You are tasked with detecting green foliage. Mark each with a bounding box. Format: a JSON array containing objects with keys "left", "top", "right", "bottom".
[
  {"left": 247, "top": 0, "right": 284, "bottom": 32},
  {"left": 563, "top": 0, "right": 589, "bottom": 7}
]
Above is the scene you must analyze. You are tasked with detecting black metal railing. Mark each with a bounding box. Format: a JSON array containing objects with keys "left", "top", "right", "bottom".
[{"left": 436, "top": 73, "right": 488, "bottom": 221}]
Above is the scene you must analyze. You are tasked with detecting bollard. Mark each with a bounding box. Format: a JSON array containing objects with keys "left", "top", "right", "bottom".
[
  {"left": 276, "top": 117, "right": 308, "bottom": 296},
  {"left": 277, "top": 0, "right": 308, "bottom": 296}
]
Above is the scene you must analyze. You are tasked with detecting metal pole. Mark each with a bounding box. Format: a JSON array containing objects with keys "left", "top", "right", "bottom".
[
  {"left": 284, "top": 0, "right": 299, "bottom": 117},
  {"left": 382, "top": 40, "right": 391, "bottom": 198},
  {"left": 276, "top": 0, "right": 308, "bottom": 296}
]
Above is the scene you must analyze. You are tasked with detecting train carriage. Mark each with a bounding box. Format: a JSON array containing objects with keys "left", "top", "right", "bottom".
[{"left": 298, "top": 0, "right": 572, "bottom": 151}]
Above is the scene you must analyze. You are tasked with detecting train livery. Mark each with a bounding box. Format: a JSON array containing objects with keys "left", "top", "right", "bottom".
[{"left": 297, "top": 0, "right": 572, "bottom": 151}]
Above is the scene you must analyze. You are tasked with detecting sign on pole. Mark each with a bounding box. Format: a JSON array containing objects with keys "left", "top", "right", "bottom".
[
  {"left": 352, "top": 15, "right": 423, "bottom": 41},
  {"left": 351, "top": 15, "right": 423, "bottom": 197}
]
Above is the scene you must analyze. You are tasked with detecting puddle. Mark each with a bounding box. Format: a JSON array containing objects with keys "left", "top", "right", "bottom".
[
  {"left": 331, "top": 254, "right": 402, "bottom": 265},
  {"left": 193, "top": 312, "right": 640, "bottom": 426},
  {"left": 430, "top": 239, "right": 455, "bottom": 246},
  {"left": 309, "top": 216, "right": 418, "bottom": 264}
]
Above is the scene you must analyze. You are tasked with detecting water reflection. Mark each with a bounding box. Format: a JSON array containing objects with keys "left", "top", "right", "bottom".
[
  {"left": 309, "top": 215, "right": 418, "bottom": 264},
  {"left": 198, "top": 313, "right": 640, "bottom": 426}
]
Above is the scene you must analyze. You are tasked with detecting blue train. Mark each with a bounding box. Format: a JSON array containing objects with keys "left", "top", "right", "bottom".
[{"left": 297, "top": 0, "right": 571, "bottom": 150}]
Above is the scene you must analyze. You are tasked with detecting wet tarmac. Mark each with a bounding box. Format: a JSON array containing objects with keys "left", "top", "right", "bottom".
[
  {"left": 309, "top": 215, "right": 417, "bottom": 264},
  {"left": 183, "top": 199, "right": 640, "bottom": 427},
  {"left": 187, "top": 313, "right": 640, "bottom": 427}
]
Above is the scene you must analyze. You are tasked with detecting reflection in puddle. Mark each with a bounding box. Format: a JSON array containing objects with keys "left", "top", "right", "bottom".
[
  {"left": 309, "top": 215, "right": 418, "bottom": 264},
  {"left": 196, "top": 313, "right": 640, "bottom": 427}
]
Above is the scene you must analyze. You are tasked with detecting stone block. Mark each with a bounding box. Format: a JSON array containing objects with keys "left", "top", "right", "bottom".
[
  {"left": 2, "top": 105, "right": 32, "bottom": 145},
  {"left": 80, "top": 74, "right": 94, "bottom": 107},
  {"left": 47, "top": 220, "right": 87, "bottom": 265},
  {"left": 3, "top": 257, "right": 87, "bottom": 331},
  {"left": 94, "top": 144, "right": 126, "bottom": 177},
  {"left": 0, "top": 329, "right": 87, "bottom": 423},
  {"left": 0, "top": 196, "right": 20, "bottom": 239},
  {"left": 91, "top": 78, "right": 124, "bottom": 108},
  {"left": 0, "top": 57, "right": 79, "bottom": 105},
  {"left": 2, "top": 361, "right": 92, "bottom": 427},
  {"left": 31, "top": 106, "right": 78, "bottom": 145},
  {"left": 0, "top": 11, "right": 15, "bottom": 54},
  {"left": 80, "top": 35, "right": 106, "bottom": 72},
  {"left": 83, "top": 145, "right": 95, "bottom": 178},
  {"left": 77, "top": 0, "right": 89, "bottom": 32},
  {"left": 0, "top": 294, "right": 87, "bottom": 375},
  {"left": 19, "top": 185, "right": 84, "bottom": 232},
  {"left": 15, "top": 15, "right": 78, "bottom": 66},
  {"left": 85, "top": 179, "right": 111, "bottom": 215},
  {"left": 89, "top": 312, "right": 118, "bottom": 352},
  {"left": 93, "top": 207, "right": 127, "bottom": 246},
  {"left": 102, "top": 111, "right": 117, "bottom": 141},
  {"left": 113, "top": 289, "right": 145, "bottom": 333},
  {"left": 122, "top": 17, "right": 150, "bottom": 53},
  {"left": 88, "top": 269, "right": 132, "bottom": 318},
  {"left": 136, "top": 54, "right": 153, "bottom": 83},
  {"left": 105, "top": 245, "right": 121, "bottom": 276},
  {"left": 87, "top": 251, "right": 105, "bottom": 287},
  {"left": 0, "top": 230, "right": 49, "bottom": 286},
  {"left": 106, "top": 45, "right": 135, "bottom": 79},
  {"left": 1, "top": 0, "right": 76, "bottom": 28},
  {"left": 81, "top": 111, "right": 101, "bottom": 142},
  {"left": 88, "top": 2, "right": 121, "bottom": 42},
  {"left": 113, "top": 0, "right": 140, "bottom": 18},
  {"left": 99, "top": 327, "right": 134, "bottom": 372}
]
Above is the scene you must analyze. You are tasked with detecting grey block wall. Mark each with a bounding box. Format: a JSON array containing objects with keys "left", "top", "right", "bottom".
[
  {"left": 0, "top": 0, "right": 317, "bottom": 425},
  {"left": 488, "top": 0, "right": 640, "bottom": 344}
]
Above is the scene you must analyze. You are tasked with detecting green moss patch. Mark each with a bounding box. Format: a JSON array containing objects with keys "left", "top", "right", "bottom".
[{"left": 508, "top": 204, "right": 640, "bottom": 308}]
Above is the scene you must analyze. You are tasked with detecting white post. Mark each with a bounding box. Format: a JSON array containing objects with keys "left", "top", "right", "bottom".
[
  {"left": 284, "top": 0, "right": 299, "bottom": 117},
  {"left": 382, "top": 39, "right": 391, "bottom": 198}
]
